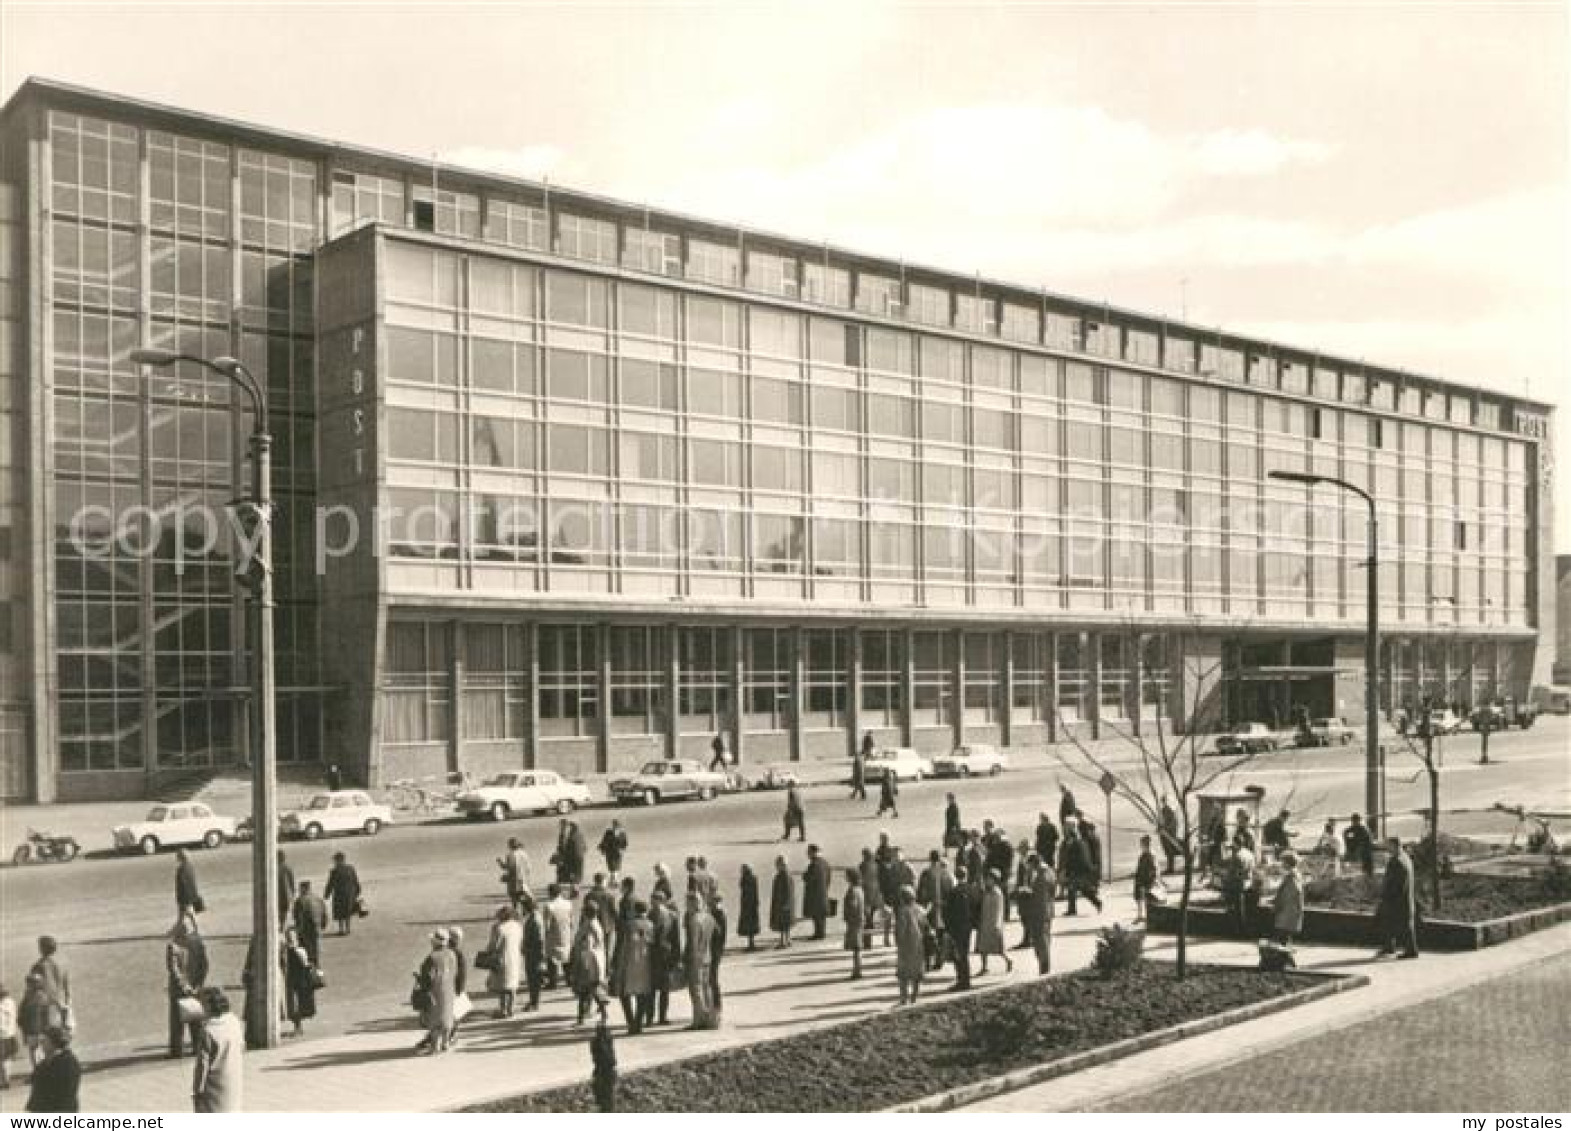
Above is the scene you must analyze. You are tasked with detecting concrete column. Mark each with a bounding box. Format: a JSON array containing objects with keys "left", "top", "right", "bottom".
[
  {"left": 1001, "top": 630, "right": 1016, "bottom": 749},
  {"left": 847, "top": 628, "right": 864, "bottom": 758},
  {"left": 523, "top": 622, "right": 539, "bottom": 770},
  {"left": 952, "top": 629, "right": 966, "bottom": 749},
  {"left": 596, "top": 623, "right": 612, "bottom": 774},
  {"left": 448, "top": 621, "right": 463, "bottom": 775},
  {"left": 789, "top": 626, "right": 805, "bottom": 763},
  {"left": 900, "top": 627, "right": 915, "bottom": 745},
  {"left": 730, "top": 625, "right": 746, "bottom": 765},
  {"left": 1087, "top": 631, "right": 1103, "bottom": 741},
  {"left": 1129, "top": 633, "right": 1144, "bottom": 739},
  {"left": 1045, "top": 631, "right": 1060, "bottom": 745},
  {"left": 665, "top": 625, "right": 680, "bottom": 760}
]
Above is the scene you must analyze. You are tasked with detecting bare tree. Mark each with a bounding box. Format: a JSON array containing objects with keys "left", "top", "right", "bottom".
[{"left": 1049, "top": 626, "right": 1285, "bottom": 979}]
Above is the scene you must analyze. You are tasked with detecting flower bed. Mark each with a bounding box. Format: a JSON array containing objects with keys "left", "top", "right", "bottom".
[
  {"left": 467, "top": 962, "right": 1326, "bottom": 1113},
  {"left": 1306, "top": 872, "right": 1565, "bottom": 922}
]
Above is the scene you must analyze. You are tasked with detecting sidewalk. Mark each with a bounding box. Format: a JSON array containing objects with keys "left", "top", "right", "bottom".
[
  {"left": 7, "top": 884, "right": 1565, "bottom": 1114},
  {"left": 960, "top": 918, "right": 1571, "bottom": 1112}
]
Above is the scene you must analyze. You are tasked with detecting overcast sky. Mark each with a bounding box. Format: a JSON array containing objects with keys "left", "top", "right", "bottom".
[{"left": 4, "top": 1, "right": 1567, "bottom": 544}]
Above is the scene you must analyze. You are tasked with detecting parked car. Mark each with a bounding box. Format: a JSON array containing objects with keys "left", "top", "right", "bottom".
[
  {"left": 1425, "top": 710, "right": 1464, "bottom": 736},
  {"left": 1530, "top": 685, "right": 1571, "bottom": 715},
  {"left": 280, "top": 790, "right": 394, "bottom": 839},
  {"left": 863, "top": 747, "right": 935, "bottom": 783},
  {"left": 456, "top": 771, "right": 594, "bottom": 822},
  {"left": 930, "top": 744, "right": 1009, "bottom": 777},
  {"left": 113, "top": 803, "right": 238, "bottom": 855},
  {"left": 1296, "top": 718, "right": 1356, "bottom": 747},
  {"left": 608, "top": 760, "right": 727, "bottom": 806},
  {"left": 1213, "top": 724, "right": 1280, "bottom": 757}
]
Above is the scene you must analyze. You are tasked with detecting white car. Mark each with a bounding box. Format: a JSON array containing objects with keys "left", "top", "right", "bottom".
[
  {"left": 863, "top": 747, "right": 934, "bottom": 783},
  {"left": 280, "top": 791, "right": 394, "bottom": 840},
  {"left": 112, "top": 803, "right": 238, "bottom": 855},
  {"left": 609, "top": 760, "right": 727, "bottom": 806},
  {"left": 931, "top": 744, "right": 1009, "bottom": 778},
  {"left": 456, "top": 771, "right": 594, "bottom": 822}
]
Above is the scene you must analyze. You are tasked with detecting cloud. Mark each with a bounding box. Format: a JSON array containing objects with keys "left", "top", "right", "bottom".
[{"left": 1192, "top": 129, "right": 1336, "bottom": 176}]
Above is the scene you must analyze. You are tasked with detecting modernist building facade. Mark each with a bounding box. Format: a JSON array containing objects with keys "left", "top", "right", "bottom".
[{"left": 0, "top": 79, "right": 1556, "bottom": 802}]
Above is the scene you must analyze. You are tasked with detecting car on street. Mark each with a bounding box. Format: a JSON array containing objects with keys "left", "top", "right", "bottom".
[
  {"left": 456, "top": 770, "right": 594, "bottom": 821},
  {"left": 112, "top": 803, "right": 238, "bottom": 855},
  {"left": 930, "top": 743, "right": 1009, "bottom": 777},
  {"left": 280, "top": 790, "right": 394, "bottom": 839},
  {"left": 1212, "top": 724, "right": 1280, "bottom": 757},
  {"left": 1425, "top": 710, "right": 1465, "bottom": 736},
  {"left": 1296, "top": 718, "right": 1356, "bottom": 747},
  {"left": 608, "top": 759, "right": 726, "bottom": 806},
  {"left": 863, "top": 747, "right": 935, "bottom": 782}
]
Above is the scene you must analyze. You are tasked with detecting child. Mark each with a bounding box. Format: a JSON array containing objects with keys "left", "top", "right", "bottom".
[
  {"left": 0, "top": 984, "right": 16, "bottom": 1088},
  {"left": 1133, "top": 834, "right": 1159, "bottom": 924}
]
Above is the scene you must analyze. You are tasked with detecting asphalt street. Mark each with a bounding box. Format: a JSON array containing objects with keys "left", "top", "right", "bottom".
[{"left": 3, "top": 718, "right": 1566, "bottom": 1073}]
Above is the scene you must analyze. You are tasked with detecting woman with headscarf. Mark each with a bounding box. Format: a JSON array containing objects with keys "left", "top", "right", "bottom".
[
  {"left": 324, "top": 852, "right": 362, "bottom": 936},
  {"left": 975, "top": 870, "right": 1013, "bottom": 975},
  {"left": 486, "top": 905, "right": 524, "bottom": 1019},
  {"left": 768, "top": 856, "right": 796, "bottom": 949},
  {"left": 414, "top": 929, "right": 457, "bottom": 1055},
  {"left": 893, "top": 885, "right": 926, "bottom": 1005},
  {"left": 569, "top": 914, "right": 609, "bottom": 1025},
  {"left": 737, "top": 864, "right": 761, "bottom": 951}
]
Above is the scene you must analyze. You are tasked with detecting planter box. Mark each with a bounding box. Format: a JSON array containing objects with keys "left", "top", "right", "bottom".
[{"left": 1146, "top": 899, "right": 1571, "bottom": 951}]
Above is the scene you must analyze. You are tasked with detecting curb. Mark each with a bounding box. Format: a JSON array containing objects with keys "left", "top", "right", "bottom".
[{"left": 881, "top": 971, "right": 1371, "bottom": 1114}]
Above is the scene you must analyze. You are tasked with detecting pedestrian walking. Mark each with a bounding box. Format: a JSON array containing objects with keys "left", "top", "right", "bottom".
[
  {"left": 617, "top": 876, "right": 638, "bottom": 925},
  {"left": 277, "top": 850, "right": 296, "bottom": 927},
  {"left": 942, "top": 868, "right": 975, "bottom": 991},
  {"left": 325, "top": 763, "right": 343, "bottom": 791},
  {"left": 414, "top": 929, "right": 458, "bottom": 1055},
  {"left": 292, "top": 880, "right": 328, "bottom": 966},
  {"left": 281, "top": 926, "right": 318, "bottom": 1038},
  {"left": 893, "top": 886, "right": 926, "bottom": 1005},
  {"left": 324, "top": 852, "right": 362, "bottom": 935},
  {"left": 1272, "top": 852, "right": 1304, "bottom": 946},
  {"left": 191, "top": 987, "right": 243, "bottom": 1112},
  {"left": 683, "top": 893, "right": 719, "bottom": 1030},
  {"left": 543, "top": 883, "right": 575, "bottom": 989},
  {"left": 769, "top": 856, "right": 796, "bottom": 948},
  {"left": 1374, "top": 837, "right": 1419, "bottom": 959},
  {"left": 1021, "top": 854, "right": 1055, "bottom": 975},
  {"left": 842, "top": 870, "right": 866, "bottom": 980},
  {"left": 500, "top": 837, "right": 533, "bottom": 909},
  {"left": 975, "top": 870, "right": 1013, "bottom": 974},
  {"left": 584, "top": 875, "right": 617, "bottom": 946},
  {"left": 1316, "top": 820, "right": 1343, "bottom": 877},
  {"left": 737, "top": 864, "right": 761, "bottom": 951},
  {"left": 598, "top": 819, "right": 629, "bottom": 881},
  {"left": 693, "top": 856, "right": 720, "bottom": 907},
  {"left": 24, "top": 1026, "right": 79, "bottom": 1114},
  {"left": 648, "top": 891, "right": 681, "bottom": 1025},
  {"left": 859, "top": 848, "right": 886, "bottom": 946},
  {"left": 1221, "top": 843, "right": 1255, "bottom": 937},
  {"left": 486, "top": 905, "right": 524, "bottom": 1019},
  {"left": 166, "top": 916, "right": 208, "bottom": 1059},
  {"left": 1344, "top": 813, "right": 1375, "bottom": 875},
  {"left": 803, "top": 844, "right": 831, "bottom": 940},
  {"left": 709, "top": 731, "right": 728, "bottom": 773},
  {"left": 781, "top": 785, "right": 806, "bottom": 841},
  {"left": 1134, "top": 835, "right": 1159, "bottom": 924},
  {"left": 175, "top": 849, "right": 204, "bottom": 921},
  {"left": 1077, "top": 820, "right": 1106, "bottom": 913},
  {"left": 520, "top": 895, "right": 546, "bottom": 1012},
  {"left": 709, "top": 892, "right": 728, "bottom": 1023},
  {"left": 876, "top": 770, "right": 899, "bottom": 818},
  {"left": 1034, "top": 813, "right": 1059, "bottom": 870},
  {"left": 611, "top": 901, "right": 655, "bottom": 1034},
  {"left": 652, "top": 862, "right": 674, "bottom": 904},
  {"left": 986, "top": 830, "right": 1016, "bottom": 921},
  {"left": 446, "top": 925, "right": 470, "bottom": 1046},
  {"left": 959, "top": 831, "right": 984, "bottom": 891},
  {"left": 943, "top": 794, "right": 964, "bottom": 849},
  {"left": 555, "top": 819, "right": 587, "bottom": 886},
  {"left": 1058, "top": 783, "right": 1078, "bottom": 828},
  {"left": 1158, "top": 798, "right": 1182, "bottom": 874},
  {"left": 21, "top": 937, "right": 69, "bottom": 1069},
  {"left": 569, "top": 915, "right": 610, "bottom": 1025},
  {"left": 1262, "top": 809, "right": 1295, "bottom": 857},
  {"left": 590, "top": 1018, "right": 617, "bottom": 1112}
]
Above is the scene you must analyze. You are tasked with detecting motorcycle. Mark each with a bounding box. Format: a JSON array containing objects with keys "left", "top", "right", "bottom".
[{"left": 12, "top": 829, "right": 81, "bottom": 865}]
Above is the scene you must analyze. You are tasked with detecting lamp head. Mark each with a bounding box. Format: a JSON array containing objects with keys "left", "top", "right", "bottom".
[
  {"left": 129, "top": 347, "right": 182, "bottom": 367},
  {"left": 1268, "top": 470, "right": 1323, "bottom": 486}
]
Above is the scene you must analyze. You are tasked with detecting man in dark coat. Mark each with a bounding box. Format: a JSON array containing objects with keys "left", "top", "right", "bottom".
[
  {"left": 292, "top": 880, "right": 328, "bottom": 966},
  {"left": 25, "top": 1026, "right": 80, "bottom": 1113},
  {"left": 781, "top": 786, "right": 806, "bottom": 842},
  {"left": 1343, "top": 813, "right": 1375, "bottom": 876},
  {"left": 584, "top": 874, "right": 618, "bottom": 946},
  {"left": 1158, "top": 798, "right": 1182, "bottom": 874},
  {"left": 960, "top": 832, "right": 984, "bottom": 890},
  {"left": 648, "top": 891, "right": 681, "bottom": 1025},
  {"left": 1078, "top": 820, "right": 1105, "bottom": 912},
  {"left": 1021, "top": 853, "right": 1056, "bottom": 975},
  {"left": 598, "top": 820, "right": 629, "bottom": 881},
  {"left": 1058, "top": 783, "right": 1079, "bottom": 828},
  {"left": 709, "top": 892, "right": 729, "bottom": 1019},
  {"left": 1034, "top": 812, "right": 1058, "bottom": 865},
  {"left": 1374, "top": 837, "right": 1419, "bottom": 959},
  {"left": 166, "top": 918, "right": 208, "bottom": 1058},
  {"left": 985, "top": 832, "right": 1016, "bottom": 920},
  {"left": 175, "top": 849, "right": 203, "bottom": 920},
  {"left": 944, "top": 794, "right": 964, "bottom": 848},
  {"left": 849, "top": 745, "right": 867, "bottom": 801},
  {"left": 520, "top": 895, "right": 546, "bottom": 1012},
  {"left": 277, "top": 850, "right": 297, "bottom": 926},
  {"left": 324, "top": 852, "right": 362, "bottom": 935},
  {"left": 802, "top": 845, "right": 832, "bottom": 939},
  {"left": 942, "top": 868, "right": 976, "bottom": 990},
  {"left": 708, "top": 732, "right": 728, "bottom": 774},
  {"left": 876, "top": 771, "right": 899, "bottom": 818}
]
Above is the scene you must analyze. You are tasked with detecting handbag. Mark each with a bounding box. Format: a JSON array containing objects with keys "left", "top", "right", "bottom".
[
  {"left": 474, "top": 948, "right": 497, "bottom": 971},
  {"left": 176, "top": 995, "right": 205, "bottom": 1024},
  {"left": 309, "top": 965, "right": 327, "bottom": 990},
  {"left": 827, "top": 897, "right": 839, "bottom": 918},
  {"left": 354, "top": 896, "right": 369, "bottom": 918}
]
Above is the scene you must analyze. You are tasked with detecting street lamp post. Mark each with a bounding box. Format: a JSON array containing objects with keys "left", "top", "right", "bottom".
[
  {"left": 1268, "top": 469, "right": 1385, "bottom": 838},
  {"left": 132, "top": 348, "right": 280, "bottom": 1049}
]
